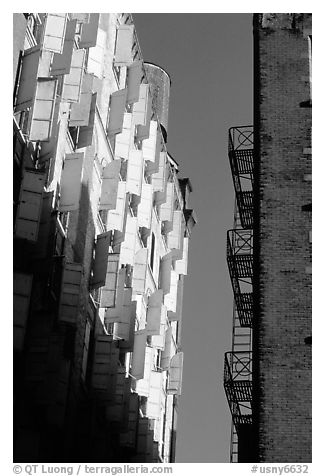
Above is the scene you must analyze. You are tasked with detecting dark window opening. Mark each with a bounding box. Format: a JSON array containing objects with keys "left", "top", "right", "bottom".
[{"left": 150, "top": 232, "right": 155, "bottom": 271}]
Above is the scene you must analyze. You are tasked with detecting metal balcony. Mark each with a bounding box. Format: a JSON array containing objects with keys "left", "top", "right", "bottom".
[
  {"left": 228, "top": 126, "right": 254, "bottom": 229},
  {"left": 227, "top": 229, "right": 253, "bottom": 327}
]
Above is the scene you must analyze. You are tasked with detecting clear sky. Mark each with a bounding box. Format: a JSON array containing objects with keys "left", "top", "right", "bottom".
[{"left": 133, "top": 13, "right": 253, "bottom": 463}]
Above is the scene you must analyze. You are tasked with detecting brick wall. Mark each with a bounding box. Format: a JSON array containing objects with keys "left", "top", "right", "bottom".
[{"left": 254, "top": 13, "right": 312, "bottom": 462}]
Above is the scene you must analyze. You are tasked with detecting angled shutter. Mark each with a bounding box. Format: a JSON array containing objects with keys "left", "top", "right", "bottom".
[
  {"left": 62, "top": 49, "right": 85, "bottom": 103},
  {"left": 127, "top": 60, "right": 143, "bottom": 104},
  {"left": 152, "top": 151, "right": 167, "bottom": 193},
  {"left": 131, "top": 330, "right": 147, "bottom": 380},
  {"left": 15, "top": 46, "right": 41, "bottom": 112},
  {"left": 51, "top": 19, "right": 77, "bottom": 76},
  {"left": 106, "top": 181, "right": 127, "bottom": 231},
  {"left": 59, "top": 262, "right": 83, "bottom": 324},
  {"left": 69, "top": 74, "right": 94, "bottom": 126},
  {"left": 132, "top": 84, "right": 149, "bottom": 126},
  {"left": 87, "top": 28, "right": 106, "bottom": 78},
  {"left": 167, "top": 352, "right": 184, "bottom": 395},
  {"left": 15, "top": 170, "right": 45, "bottom": 242},
  {"left": 168, "top": 274, "right": 184, "bottom": 322},
  {"left": 99, "top": 159, "right": 121, "bottom": 210},
  {"left": 107, "top": 89, "right": 127, "bottom": 136},
  {"left": 151, "top": 317, "right": 167, "bottom": 350},
  {"left": 146, "top": 290, "right": 164, "bottom": 336},
  {"left": 69, "top": 13, "right": 90, "bottom": 23},
  {"left": 147, "top": 371, "right": 163, "bottom": 419},
  {"left": 135, "top": 347, "right": 153, "bottom": 397},
  {"left": 91, "top": 335, "right": 119, "bottom": 391},
  {"left": 159, "top": 182, "right": 174, "bottom": 223},
  {"left": 136, "top": 92, "right": 152, "bottom": 141},
  {"left": 146, "top": 133, "right": 161, "bottom": 176},
  {"left": 137, "top": 183, "right": 153, "bottom": 229},
  {"left": 142, "top": 121, "right": 157, "bottom": 162},
  {"left": 91, "top": 232, "right": 111, "bottom": 289},
  {"left": 114, "top": 25, "right": 134, "bottom": 66},
  {"left": 167, "top": 210, "right": 184, "bottom": 258},
  {"left": 160, "top": 251, "right": 173, "bottom": 295},
  {"left": 13, "top": 272, "right": 33, "bottom": 351},
  {"left": 115, "top": 297, "right": 136, "bottom": 342},
  {"left": 100, "top": 253, "right": 120, "bottom": 307},
  {"left": 42, "top": 14, "right": 67, "bottom": 54},
  {"left": 133, "top": 248, "right": 148, "bottom": 294},
  {"left": 105, "top": 268, "right": 127, "bottom": 321},
  {"left": 29, "top": 78, "right": 57, "bottom": 141},
  {"left": 120, "top": 215, "right": 138, "bottom": 266},
  {"left": 161, "top": 326, "right": 173, "bottom": 370},
  {"left": 115, "top": 113, "right": 133, "bottom": 159},
  {"left": 126, "top": 150, "right": 144, "bottom": 196},
  {"left": 164, "top": 270, "right": 178, "bottom": 313},
  {"left": 175, "top": 237, "right": 189, "bottom": 275},
  {"left": 77, "top": 92, "right": 97, "bottom": 149},
  {"left": 59, "top": 152, "right": 84, "bottom": 211},
  {"left": 79, "top": 13, "right": 100, "bottom": 48}
]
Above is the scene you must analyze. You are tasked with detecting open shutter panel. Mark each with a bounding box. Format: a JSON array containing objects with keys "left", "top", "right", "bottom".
[
  {"left": 42, "top": 14, "right": 67, "bottom": 54},
  {"left": 120, "top": 216, "right": 138, "bottom": 266},
  {"left": 106, "top": 181, "right": 127, "bottom": 231},
  {"left": 142, "top": 121, "right": 158, "bottom": 162},
  {"left": 132, "top": 248, "right": 148, "bottom": 294},
  {"left": 160, "top": 251, "right": 173, "bottom": 295},
  {"left": 62, "top": 49, "right": 85, "bottom": 103},
  {"left": 135, "top": 347, "right": 153, "bottom": 397},
  {"left": 59, "top": 152, "right": 84, "bottom": 211},
  {"left": 69, "top": 74, "right": 94, "bottom": 126},
  {"left": 99, "top": 253, "right": 120, "bottom": 308},
  {"left": 152, "top": 151, "right": 167, "bottom": 193},
  {"left": 29, "top": 78, "right": 57, "bottom": 141},
  {"left": 146, "top": 133, "right": 161, "bottom": 176},
  {"left": 115, "top": 113, "right": 133, "bottom": 159},
  {"left": 175, "top": 237, "right": 189, "bottom": 275},
  {"left": 126, "top": 150, "right": 144, "bottom": 196},
  {"left": 131, "top": 330, "right": 148, "bottom": 380},
  {"left": 167, "top": 352, "right": 184, "bottom": 395},
  {"left": 151, "top": 317, "right": 167, "bottom": 350},
  {"left": 159, "top": 182, "right": 174, "bottom": 223},
  {"left": 161, "top": 326, "right": 173, "bottom": 370},
  {"left": 146, "top": 290, "right": 164, "bottom": 336},
  {"left": 13, "top": 272, "right": 33, "bottom": 351},
  {"left": 104, "top": 268, "right": 127, "bottom": 321},
  {"left": 137, "top": 183, "right": 153, "bottom": 229},
  {"left": 147, "top": 371, "right": 163, "bottom": 419},
  {"left": 114, "top": 25, "right": 134, "bottom": 66},
  {"left": 87, "top": 28, "right": 106, "bottom": 78},
  {"left": 79, "top": 13, "right": 100, "bottom": 48},
  {"left": 91, "top": 232, "right": 111, "bottom": 289},
  {"left": 136, "top": 92, "right": 153, "bottom": 141},
  {"left": 59, "top": 262, "right": 83, "bottom": 324},
  {"left": 167, "top": 210, "right": 184, "bottom": 259},
  {"left": 77, "top": 92, "right": 97, "bottom": 149},
  {"left": 51, "top": 19, "right": 77, "bottom": 76},
  {"left": 91, "top": 335, "right": 119, "bottom": 391},
  {"left": 69, "top": 13, "right": 90, "bottom": 23},
  {"left": 99, "top": 159, "right": 121, "bottom": 210},
  {"left": 127, "top": 60, "right": 143, "bottom": 104},
  {"left": 15, "top": 46, "right": 41, "bottom": 112},
  {"left": 107, "top": 89, "right": 127, "bottom": 136},
  {"left": 164, "top": 270, "right": 178, "bottom": 313},
  {"left": 132, "top": 84, "right": 149, "bottom": 126},
  {"left": 115, "top": 297, "right": 136, "bottom": 343},
  {"left": 15, "top": 170, "right": 45, "bottom": 242}
]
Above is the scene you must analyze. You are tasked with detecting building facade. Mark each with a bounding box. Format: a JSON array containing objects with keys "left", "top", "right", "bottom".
[
  {"left": 13, "top": 13, "right": 196, "bottom": 463},
  {"left": 224, "top": 13, "right": 312, "bottom": 463}
]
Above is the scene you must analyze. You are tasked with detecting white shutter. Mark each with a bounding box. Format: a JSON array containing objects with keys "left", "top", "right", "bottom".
[
  {"left": 91, "top": 232, "right": 111, "bottom": 289},
  {"left": 160, "top": 251, "right": 173, "bottom": 295},
  {"left": 100, "top": 253, "right": 120, "bottom": 308},
  {"left": 136, "top": 93, "right": 152, "bottom": 141},
  {"left": 59, "top": 152, "right": 84, "bottom": 211},
  {"left": 161, "top": 326, "right": 173, "bottom": 370},
  {"left": 59, "top": 262, "right": 83, "bottom": 324},
  {"left": 175, "top": 237, "right": 189, "bottom": 275},
  {"left": 126, "top": 150, "right": 144, "bottom": 196},
  {"left": 142, "top": 121, "right": 158, "bottom": 163},
  {"left": 151, "top": 318, "right": 167, "bottom": 350},
  {"left": 133, "top": 248, "right": 148, "bottom": 294},
  {"left": 115, "top": 113, "right": 133, "bottom": 159},
  {"left": 147, "top": 371, "right": 163, "bottom": 419},
  {"left": 167, "top": 352, "right": 184, "bottom": 395},
  {"left": 146, "top": 135, "right": 161, "bottom": 176},
  {"left": 15, "top": 170, "right": 45, "bottom": 242},
  {"left": 167, "top": 210, "right": 184, "bottom": 259},
  {"left": 131, "top": 330, "right": 148, "bottom": 380},
  {"left": 79, "top": 13, "right": 100, "bottom": 48},
  {"left": 13, "top": 272, "right": 33, "bottom": 351},
  {"left": 146, "top": 290, "right": 164, "bottom": 336},
  {"left": 107, "top": 89, "right": 127, "bottom": 136},
  {"left": 29, "top": 78, "right": 57, "bottom": 141},
  {"left": 87, "top": 28, "right": 106, "bottom": 78},
  {"left": 91, "top": 335, "right": 119, "bottom": 391},
  {"left": 164, "top": 270, "right": 178, "bottom": 313},
  {"left": 152, "top": 151, "right": 167, "bottom": 193},
  {"left": 168, "top": 274, "right": 184, "bottom": 322},
  {"left": 159, "top": 182, "right": 174, "bottom": 223},
  {"left": 51, "top": 19, "right": 77, "bottom": 76},
  {"left": 105, "top": 268, "right": 127, "bottom": 322},
  {"left": 114, "top": 294, "right": 136, "bottom": 341},
  {"left": 135, "top": 347, "right": 153, "bottom": 397},
  {"left": 127, "top": 60, "right": 143, "bottom": 104},
  {"left": 120, "top": 216, "right": 138, "bottom": 266},
  {"left": 99, "top": 160, "right": 121, "bottom": 210},
  {"left": 114, "top": 25, "right": 134, "bottom": 66},
  {"left": 106, "top": 181, "right": 127, "bottom": 231},
  {"left": 69, "top": 74, "right": 94, "bottom": 126},
  {"left": 132, "top": 84, "right": 149, "bottom": 126},
  {"left": 42, "top": 14, "right": 67, "bottom": 54},
  {"left": 77, "top": 92, "right": 97, "bottom": 149},
  {"left": 15, "top": 46, "right": 41, "bottom": 112},
  {"left": 62, "top": 49, "right": 85, "bottom": 103},
  {"left": 69, "top": 14, "right": 90, "bottom": 23},
  {"left": 137, "top": 183, "right": 153, "bottom": 229}
]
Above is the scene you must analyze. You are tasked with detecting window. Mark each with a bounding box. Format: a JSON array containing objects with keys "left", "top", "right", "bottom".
[{"left": 150, "top": 232, "right": 155, "bottom": 271}]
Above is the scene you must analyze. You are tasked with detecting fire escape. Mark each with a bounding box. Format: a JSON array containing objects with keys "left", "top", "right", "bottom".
[{"left": 223, "top": 126, "right": 254, "bottom": 463}]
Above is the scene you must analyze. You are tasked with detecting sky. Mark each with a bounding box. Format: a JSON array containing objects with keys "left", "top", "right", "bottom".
[{"left": 133, "top": 13, "right": 253, "bottom": 463}]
